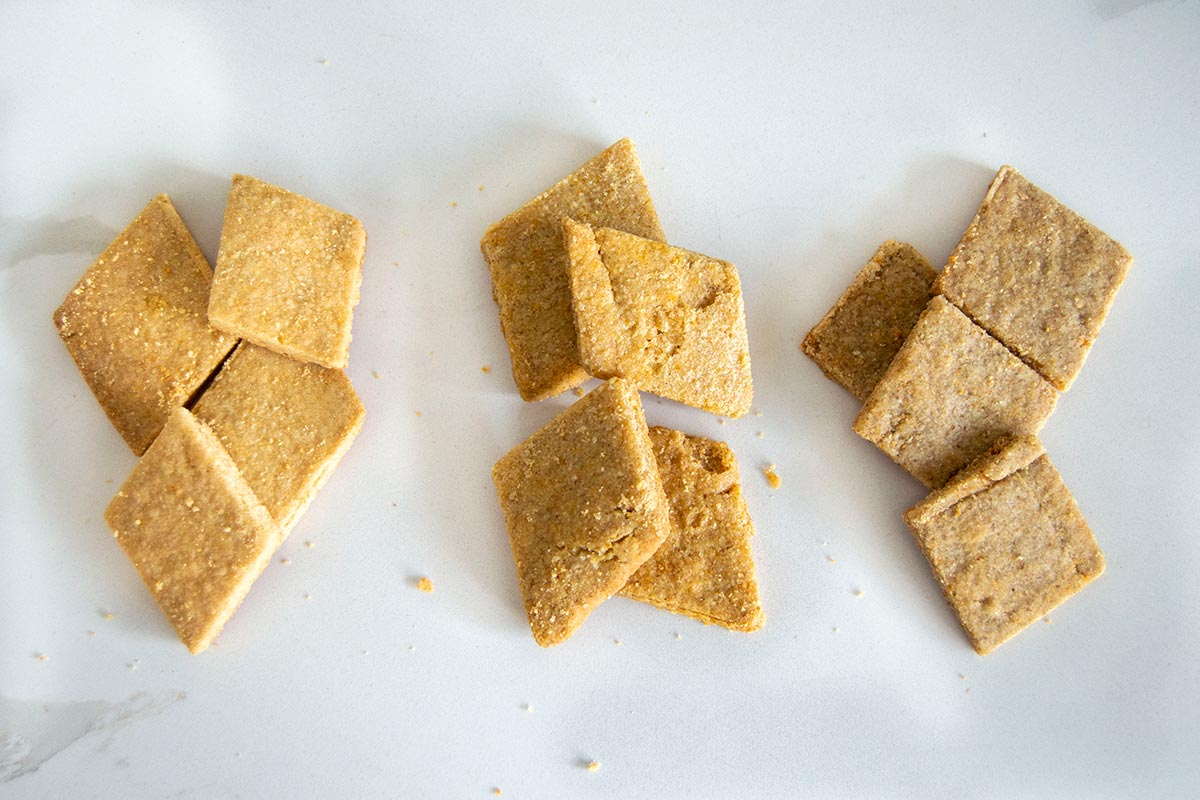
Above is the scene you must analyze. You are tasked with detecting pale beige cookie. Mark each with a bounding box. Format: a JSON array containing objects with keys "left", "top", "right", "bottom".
[
  {"left": 480, "top": 139, "right": 664, "bottom": 402},
  {"left": 563, "top": 219, "right": 753, "bottom": 418},
  {"left": 904, "top": 435, "right": 1105, "bottom": 654},
  {"left": 492, "top": 378, "right": 671, "bottom": 646},
  {"left": 802, "top": 241, "right": 936, "bottom": 401},
  {"left": 936, "top": 165, "right": 1133, "bottom": 390},
  {"left": 104, "top": 408, "right": 283, "bottom": 654},
  {"left": 208, "top": 174, "right": 366, "bottom": 369},
  {"left": 853, "top": 296, "right": 1058, "bottom": 488},
  {"left": 53, "top": 195, "right": 238, "bottom": 454},
  {"left": 619, "top": 427, "right": 763, "bottom": 631},
  {"left": 191, "top": 342, "right": 364, "bottom": 535}
]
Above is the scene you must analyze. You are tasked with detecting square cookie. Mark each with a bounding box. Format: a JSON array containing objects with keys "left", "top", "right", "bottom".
[
  {"left": 904, "top": 435, "right": 1105, "bottom": 654},
  {"left": 935, "top": 165, "right": 1133, "bottom": 390},
  {"left": 853, "top": 296, "right": 1058, "bottom": 488},
  {"left": 208, "top": 174, "right": 366, "bottom": 369},
  {"left": 619, "top": 427, "right": 763, "bottom": 631},
  {"left": 480, "top": 139, "right": 664, "bottom": 402},
  {"left": 53, "top": 194, "right": 238, "bottom": 454},
  {"left": 105, "top": 407, "right": 283, "bottom": 654},
  {"left": 492, "top": 378, "right": 671, "bottom": 646},
  {"left": 191, "top": 342, "right": 365, "bottom": 535},
  {"left": 563, "top": 219, "right": 753, "bottom": 418},
  {"left": 802, "top": 240, "right": 936, "bottom": 401}
]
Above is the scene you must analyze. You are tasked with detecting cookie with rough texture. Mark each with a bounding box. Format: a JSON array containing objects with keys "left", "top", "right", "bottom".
[
  {"left": 619, "top": 427, "right": 763, "bottom": 631},
  {"left": 104, "top": 408, "right": 282, "bottom": 654},
  {"left": 904, "top": 435, "right": 1105, "bottom": 654},
  {"left": 936, "top": 165, "right": 1133, "bottom": 391},
  {"left": 802, "top": 241, "right": 936, "bottom": 401},
  {"left": 853, "top": 296, "right": 1058, "bottom": 488},
  {"left": 53, "top": 195, "right": 238, "bottom": 454},
  {"left": 492, "top": 378, "right": 671, "bottom": 646},
  {"left": 564, "top": 219, "right": 753, "bottom": 418},
  {"left": 480, "top": 139, "right": 664, "bottom": 402},
  {"left": 191, "top": 342, "right": 364, "bottom": 535},
  {"left": 208, "top": 174, "right": 366, "bottom": 369}
]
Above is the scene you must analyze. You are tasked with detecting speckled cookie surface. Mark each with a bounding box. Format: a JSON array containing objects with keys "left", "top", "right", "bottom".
[
  {"left": 564, "top": 219, "right": 753, "bottom": 418},
  {"left": 480, "top": 139, "right": 664, "bottom": 402},
  {"left": 104, "top": 408, "right": 282, "bottom": 654},
  {"left": 904, "top": 435, "right": 1105, "bottom": 654},
  {"left": 853, "top": 296, "right": 1058, "bottom": 488},
  {"left": 191, "top": 342, "right": 364, "bottom": 535},
  {"left": 936, "top": 165, "right": 1133, "bottom": 391},
  {"left": 53, "top": 195, "right": 238, "bottom": 454},
  {"left": 208, "top": 174, "right": 365, "bottom": 369},
  {"left": 619, "top": 427, "right": 763, "bottom": 631},
  {"left": 492, "top": 379, "right": 671, "bottom": 646},
  {"left": 802, "top": 240, "right": 936, "bottom": 401}
]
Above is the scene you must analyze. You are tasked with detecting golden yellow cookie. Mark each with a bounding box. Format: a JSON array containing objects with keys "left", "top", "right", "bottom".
[
  {"left": 480, "top": 139, "right": 664, "bottom": 401},
  {"left": 564, "top": 219, "right": 753, "bottom": 418},
  {"left": 53, "top": 195, "right": 237, "bottom": 454},
  {"left": 492, "top": 379, "right": 671, "bottom": 646},
  {"left": 104, "top": 408, "right": 282, "bottom": 654},
  {"left": 208, "top": 174, "right": 366, "bottom": 369},
  {"left": 620, "top": 427, "right": 763, "bottom": 631},
  {"left": 191, "top": 342, "right": 364, "bottom": 534}
]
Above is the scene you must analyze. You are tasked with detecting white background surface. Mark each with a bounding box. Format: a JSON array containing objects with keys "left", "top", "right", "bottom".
[{"left": 2, "top": 2, "right": 1198, "bottom": 797}]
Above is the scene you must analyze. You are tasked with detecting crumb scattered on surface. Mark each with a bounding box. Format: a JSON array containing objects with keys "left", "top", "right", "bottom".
[
  {"left": 958, "top": 673, "right": 967, "bottom": 680},
  {"left": 832, "top": 626, "right": 840, "bottom": 633},
  {"left": 674, "top": 632, "right": 682, "bottom": 641},
  {"left": 415, "top": 410, "right": 422, "bottom": 417},
  {"left": 756, "top": 431, "right": 764, "bottom": 438},
  {"left": 572, "top": 387, "right": 584, "bottom": 397},
  {"left": 35, "top": 652, "right": 48, "bottom": 662},
  {"left": 128, "top": 659, "right": 140, "bottom": 671},
  {"left": 763, "top": 464, "right": 781, "bottom": 489},
  {"left": 718, "top": 418, "right": 726, "bottom": 425},
  {"left": 450, "top": 201, "right": 458, "bottom": 208},
  {"left": 492, "top": 790, "right": 502, "bottom": 796},
  {"left": 280, "top": 557, "right": 291, "bottom": 565},
  {"left": 102, "top": 611, "right": 115, "bottom": 620},
  {"left": 826, "top": 555, "right": 836, "bottom": 564},
  {"left": 854, "top": 589, "right": 865, "bottom": 598},
  {"left": 586, "top": 761, "right": 601, "bottom": 773},
  {"left": 1044, "top": 617, "right": 1053, "bottom": 624},
  {"left": 613, "top": 638, "right": 622, "bottom": 646},
  {"left": 304, "top": 593, "right": 313, "bottom": 601},
  {"left": 372, "top": 370, "right": 382, "bottom": 379},
  {"left": 319, "top": 58, "right": 331, "bottom": 66},
  {"left": 87, "top": 630, "right": 96, "bottom": 637},
  {"left": 481, "top": 365, "right": 491, "bottom": 373},
  {"left": 478, "top": 186, "right": 485, "bottom": 192},
  {"left": 304, "top": 541, "right": 315, "bottom": 549},
  {"left": 753, "top": 410, "right": 763, "bottom": 417},
  {"left": 417, "top": 576, "right": 434, "bottom": 593},
  {"left": 523, "top": 703, "right": 534, "bottom": 713}
]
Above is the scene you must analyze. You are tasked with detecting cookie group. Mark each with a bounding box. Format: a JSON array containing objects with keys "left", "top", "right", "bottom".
[
  {"left": 56, "top": 178, "right": 366, "bottom": 653},
  {"left": 484, "top": 140, "right": 764, "bottom": 646},
  {"left": 804, "top": 165, "right": 1131, "bottom": 653}
]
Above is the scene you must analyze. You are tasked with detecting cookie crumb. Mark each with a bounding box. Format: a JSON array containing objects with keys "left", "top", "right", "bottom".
[
  {"left": 826, "top": 555, "right": 836, "bottom": 564},
  {"left": 673, "top": 632, "right": 682, "bottom": 641},
  {"left": 450, "top": 201, "right": 458, "bottom": 208},
  {"left": 481, "top": 365, "right": 491, "bottom": 373},
  {"left": 319, "top": 58, "right": 331, "bottom": 66},
  {"left": 523, "top": 703, "right": 534, "bottom": 713},
  {"left": 87, "top": 630, "right": 96, "bottom": 637},
  {"left": 304, "top": 593, "right": 313, "bottom": 601},
  {"left": 832, "top": 626, "right": 840, "bottom": 633},
  {"left": 756, "top": 431, "right": 764, "bottom": 438},
  {"left": 304, "top": 540, "right": 315, "bottom": 549},
  {"left": 102, "top": 611, "right": 115, "bottom": 620},
  {"left": 763, "top": 464, "right": 781, "bottom": 489},
  {"left": 35, "top": 652, "right": 48, "bottom": 662},
  {"left": 1044, "top": 617, "right": 1053, "bottom": 624},
  {"left": 415, "top": 410, "right": 422, "bottom": 417},
  {"left": 586, "top": 761, "right": 601, "bottom": 773},
  {"left": 492, "top": 790, "right": 502, "bottom": 796},
  {"left": 372, "top": 370, "right": 382, "bottom": 379},
  {"left": 478, "top": 186, "right": 485, "bottom": 192},
  {"left": 417, "top": 576, "right": 434, "bottom": 593},
  {"left": 280, "top": 557, "right": 292, "bottom": 565},
  {"left": 613, "top": 638, "right": 622, "bottom": 646},
  {"left": 572, "top": 387, "right": 585, "bottom": 397},
  {"left": 854, "top": 589, "right": 865, "bottom": 598}
]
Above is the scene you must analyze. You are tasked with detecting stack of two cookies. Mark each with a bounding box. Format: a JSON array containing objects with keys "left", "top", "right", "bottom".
[
  {"left": 481, "top": 140, "right": 762, "bottom": 646},
  {"left": 55, "top": 176, "right": 366, "bottom": 653},
  {"left": 804, "top": 166, "right": 1132, "bottom": 654}
]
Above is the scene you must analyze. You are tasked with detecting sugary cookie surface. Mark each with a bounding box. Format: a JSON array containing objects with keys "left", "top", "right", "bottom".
[
  {"left": 104, "top": 408, "right": 282, "bottom": 654},
  {"left": 53, "top": 194, "right": 237, "bottom": 454},
  {"left": 480, "top": 139, "right": 664, "bottom": 402},
  {"left": 191, "top": 342, "right": 365, "bottom": 534},
  {"left": 564, "top": 220, "right": 753, "bottom": 418},
  {"left": 208, "top": 174, "right": 365, "bottom": 369}
]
